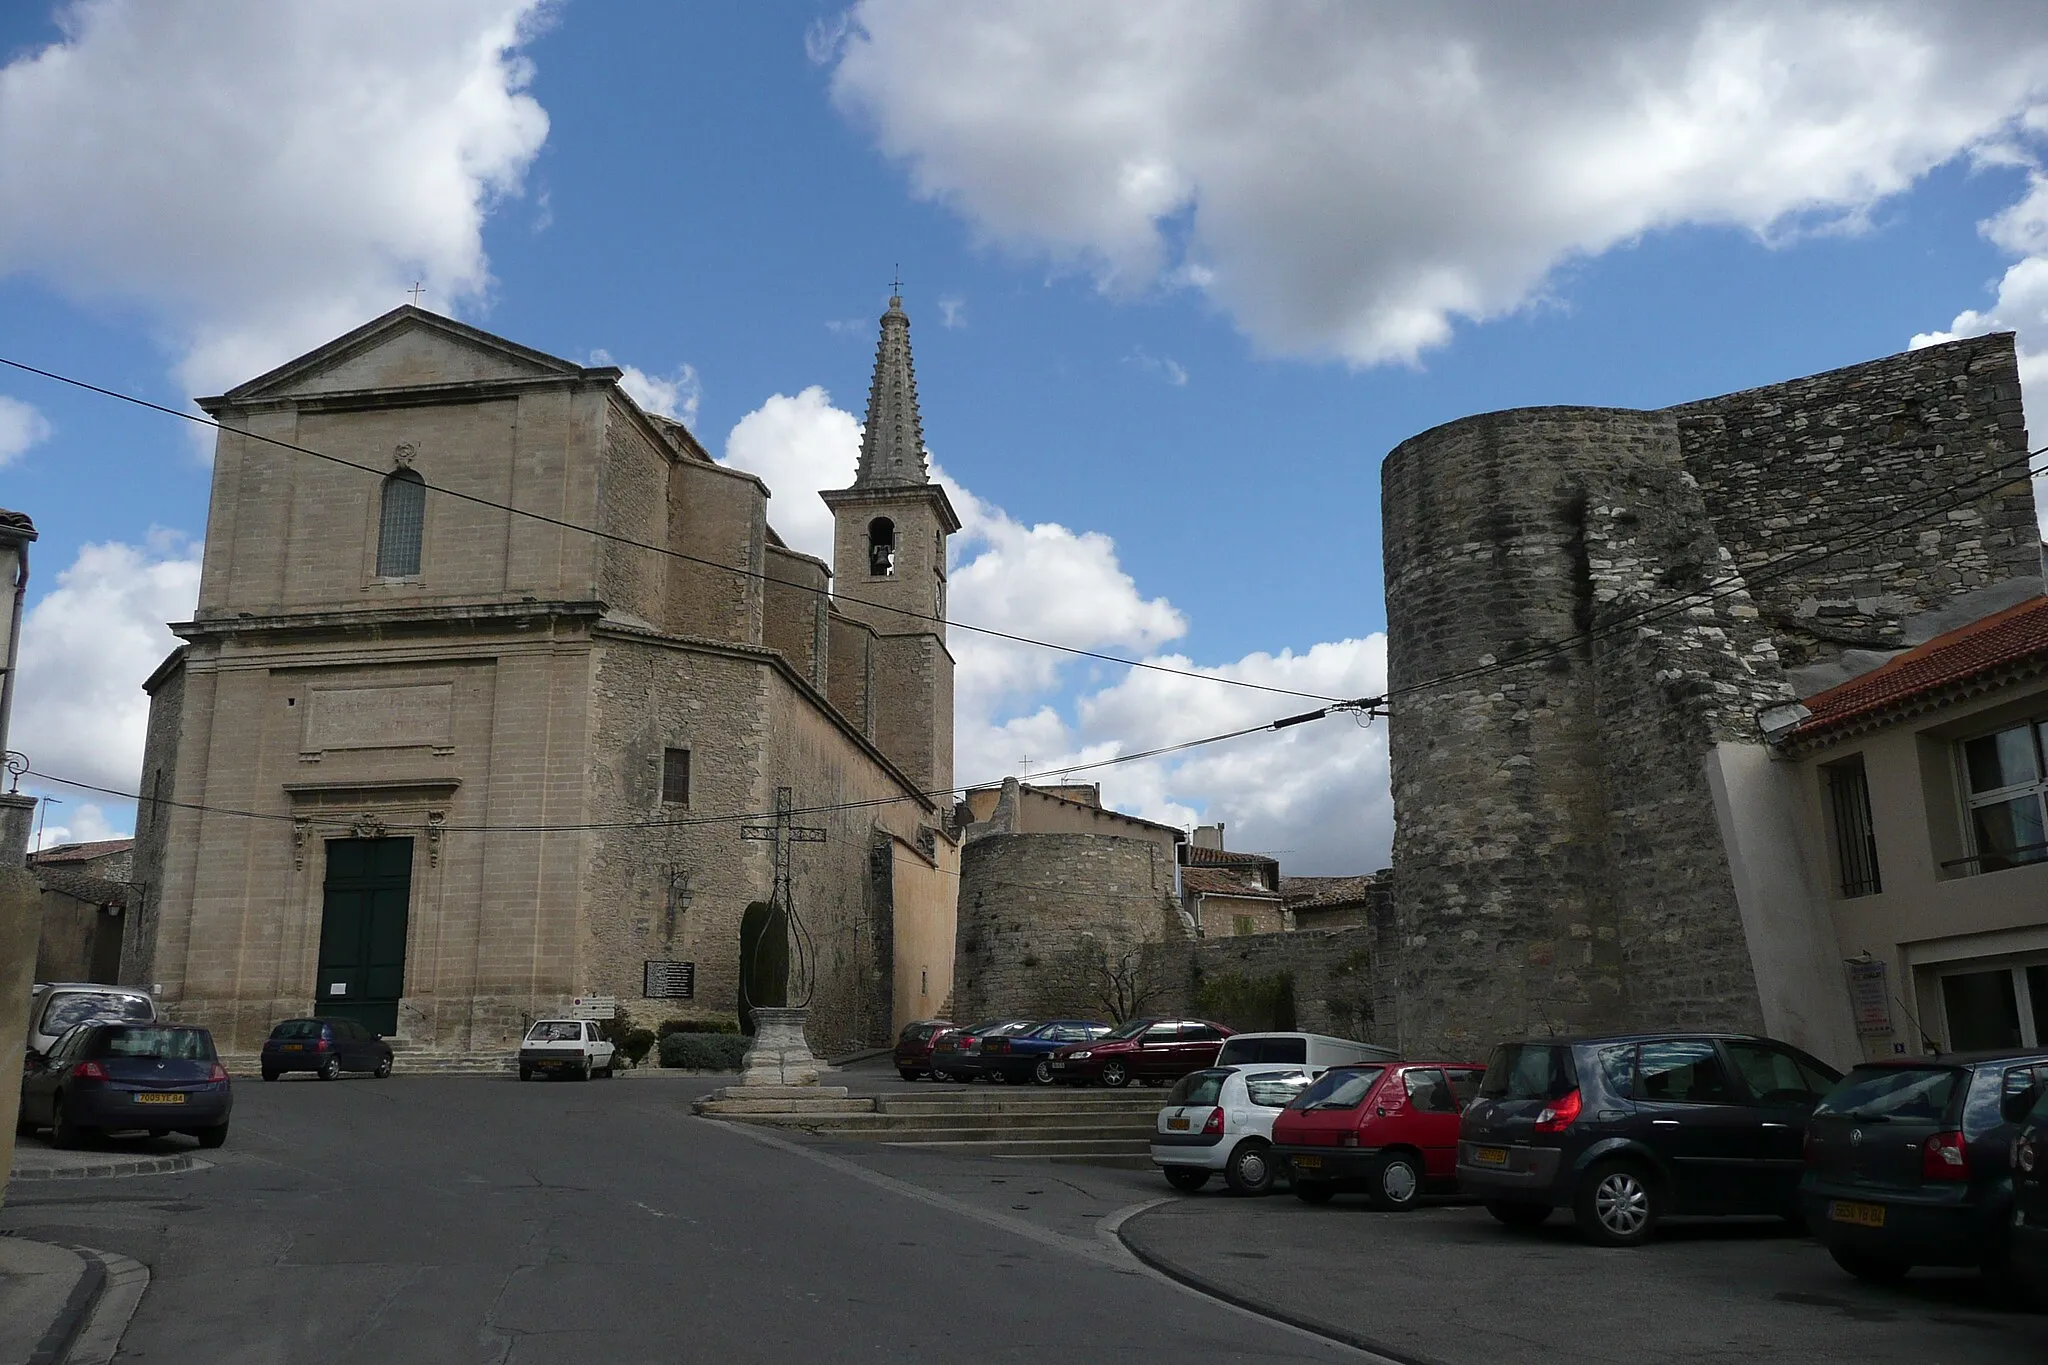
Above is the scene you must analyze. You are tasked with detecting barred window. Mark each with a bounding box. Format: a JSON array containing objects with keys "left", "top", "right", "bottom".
[
  {"left": 1824, "top": 756, "right": 1882, "bottom": 897},
  {"left": 376, "top": 469, "right": 426, "bottom": 577},
  {"left": 661, "top": 748, "right": 691, "bottom": 806}
]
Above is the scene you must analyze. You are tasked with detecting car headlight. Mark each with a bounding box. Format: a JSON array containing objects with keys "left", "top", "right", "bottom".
[{"left": 1070, "top": 1050, "right": 1092, "bottom": 1060}]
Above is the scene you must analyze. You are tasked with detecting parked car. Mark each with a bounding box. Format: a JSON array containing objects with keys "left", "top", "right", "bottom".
[
  {"left": 892, "top": 1018, "right": 957, "bottom": 1080},
  {"left": 1215, "top": 1032, "right": 1400, "bottom": 1072},
  {"left": 518, "top": 1019, "right": 616, "bottom": 1081},
  {"left": 2011, "top": 1079, "right": 2048, "bottom": 1308},
  {"left": 1049, "top": 1018, "right": 1235, "bottom": 1088},
  {"left": 1802, "top": 1049, "right": 2048, "bottom": 1288},
  {"left": 981, "top": 1020, "right": 1112, "bottom": 1085},
  {"left": 18, "top": 1021, "right": 231, "bottom": 1149},
  {"left": 929, "top": 1019, "right": 1039, "bottom": 1082},
  {"left": 1274, "top": 1060, "right": 1486, "bottom": 1209},
  {"left": 1458, "top": 1032, "right": 1840, "bottom": 1246},
  {"left": 26, "top": 982, "right": 156, "bottom": 1062},
  {"left": 1152, "top": 1065, "right": 1315, "bottom": 1195},
  {"left": 260, "top": 1017, "right": 394, "bottom": 1081}
]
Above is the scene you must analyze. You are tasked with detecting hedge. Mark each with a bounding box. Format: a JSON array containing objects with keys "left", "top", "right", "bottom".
[
  {"left": 658, "top": 1032, "right": 749, "bottom": 1071},
  {"left": 657, "top": 1017, "right": 741, "bottom": 1037}
]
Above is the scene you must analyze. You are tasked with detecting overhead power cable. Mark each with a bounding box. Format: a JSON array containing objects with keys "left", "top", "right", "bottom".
[{"left": 0, "top": 354, "right": 1343, "bottom": 704}]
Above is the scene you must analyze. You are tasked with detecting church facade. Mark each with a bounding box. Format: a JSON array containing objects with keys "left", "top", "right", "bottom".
[{"left": 127, "top": 298, "right": 960, "bottom": 1061}]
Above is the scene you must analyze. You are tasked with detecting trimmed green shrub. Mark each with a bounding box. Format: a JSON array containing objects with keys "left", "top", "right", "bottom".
[
  {"left": 657, "top": 1017, "right": 741, "bottom": 1037},
  {"left": 659, "top": 1032, "right": 749, "bottom": 1070},
  {"left": 619, "top": 1028, "right": 658, "bottom": 1067}
]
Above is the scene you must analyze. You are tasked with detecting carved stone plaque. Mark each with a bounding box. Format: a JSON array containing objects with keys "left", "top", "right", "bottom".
[{"left": 304, "top": 684, "right": 453, "bottom": 752}]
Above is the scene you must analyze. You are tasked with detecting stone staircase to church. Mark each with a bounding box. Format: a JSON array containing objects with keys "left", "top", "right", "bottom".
[{"left": 698, "top": 1086, "right": 1162, "bottom": 1167}]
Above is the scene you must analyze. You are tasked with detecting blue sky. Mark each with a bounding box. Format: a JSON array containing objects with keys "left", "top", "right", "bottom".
[{"left": 1, "top": 2, "right": 2045, "bottom": 869}]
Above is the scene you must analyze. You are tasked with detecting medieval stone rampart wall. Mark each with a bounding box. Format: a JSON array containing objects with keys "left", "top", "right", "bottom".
[{"left": 1142, "top": 925, "right": 1384, "bottom": 1042}]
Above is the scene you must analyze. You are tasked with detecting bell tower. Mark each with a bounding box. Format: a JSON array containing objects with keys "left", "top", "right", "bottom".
[{"left": 821, "top": 292, "right": 961, "bottom": 795}]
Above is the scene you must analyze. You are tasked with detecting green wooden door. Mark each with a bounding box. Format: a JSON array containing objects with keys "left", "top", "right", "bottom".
[{"left": 316, "top": 838, "right": 413, "bottom": 1036}]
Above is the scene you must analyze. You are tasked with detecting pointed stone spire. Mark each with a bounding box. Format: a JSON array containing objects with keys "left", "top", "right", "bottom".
[{"left": 856, "top": 294, "right": 929, "bottom": 486}]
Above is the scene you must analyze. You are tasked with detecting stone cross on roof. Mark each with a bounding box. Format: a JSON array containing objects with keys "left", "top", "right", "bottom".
[{"left": 855, "top": 292, "right": 929, "bottom": 487}]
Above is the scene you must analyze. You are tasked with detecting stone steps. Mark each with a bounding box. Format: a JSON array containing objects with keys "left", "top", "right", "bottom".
[{"left": 879, "top": 1135, "right": 1154, "bottom": 1159}]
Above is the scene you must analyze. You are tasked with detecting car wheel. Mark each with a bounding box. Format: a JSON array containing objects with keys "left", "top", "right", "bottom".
[
  {"left": 1366, "top": 1152, "right": 1424, "bottom": 1212},
  {"left": 1574, "top": 1159, "right": 1658, "bottom": 1247},
  {"left": 987, "top": 1068, "right": 1008, "bottom": 1084},
  {"left": 261, "top": 1068, "right": 280, "bottom": 1083},
  {"left": 374, "top": 1055, "right": 393, "bottom": 1079},
  {"left": 50, "top": 1097, "right": 87, "bottom": 1150},
  {"left": 195, "top": 1124, "right": 229, "bottom": 1150},
  {"left": 577, "top": 1060, "right": 593, "bottom": 1081},
  {"left": 519, "top": 1065, "right": 533, "bottom": 1081},
  {"left": 318, "top": 1056, "right": 341, "bottom": 1082},
  {"left": 1164, "top": 1167, "right": 1211, "bottom": 1193},
  {"left": 1099, "top": 1060, "right": 1131, "bottom": 1088},
  {"left": 932, "top": 1068, "right": 953, "bottom": 1083},
  {"left": 1032, "top": 1060, "right": 1055, "bottom": 1086},
  {"left": 1828, "top": 1247, "right": 1911, "bottom": 1284},
  {"left": 1293, "top": 1180, "right": 1336, "bottom": 1205},
  {"left": 899, "top": 1068, "right": 920, "bottom": 1082},
  {"left": 1224, "top": 1140, "right": 1276, "bottom": 1196},
  {"left": 1485, "top": 1200, "right": 1551, "bottom": 1228}
]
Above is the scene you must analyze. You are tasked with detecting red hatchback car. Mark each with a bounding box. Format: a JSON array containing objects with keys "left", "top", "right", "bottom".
[
  {"left": 892, "top": 1019, "right": 956, "bottom": 1080},
  {"left": 1048, "top": 1018, "right": 1233, "bottom": 1088},
  {"left": 1273, "top": 1060, "right": 1485, "bottom": 1209}
]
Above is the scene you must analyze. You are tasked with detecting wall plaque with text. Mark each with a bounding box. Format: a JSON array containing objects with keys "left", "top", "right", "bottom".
[{"left": 644, "top": 960, "right": 695, "bottom": 1000}]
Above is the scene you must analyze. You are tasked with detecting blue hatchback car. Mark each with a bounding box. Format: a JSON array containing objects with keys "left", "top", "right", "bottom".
[
  {"left": 260, "top": 1017, "right": 394, "bottom": 1081},
  {"left": 17, "top": 1021, "right": 232, "bottom": 1149}
]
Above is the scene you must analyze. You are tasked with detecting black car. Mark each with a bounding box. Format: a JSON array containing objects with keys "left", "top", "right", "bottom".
[
  {"left": 1802, "top": 1050, "right": 2048, "bottom": 1288},
  {"left": 260, "top": 1017, "right": 394, "bottom": 1081},
  {"left": 980, "top": 1020, "right": 1112, "bottom": 1085},
  {"left": 2012, "top": 1081, "right": 2048, "bottom": 1308},
  {"left": 928, "top": 1019, "right": 1039, "bottom": 1081},
  {"left": 1458, "top": 1032, "right": 1841, "bottom": 1245},
  {"left": 18, "top": 1021, "right": 232, "bottom": 1149}
]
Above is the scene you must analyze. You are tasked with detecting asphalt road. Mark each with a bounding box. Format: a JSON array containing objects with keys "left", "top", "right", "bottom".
[{"left": 0, "top": 1074, "right": 1356, "bottom": 1365}]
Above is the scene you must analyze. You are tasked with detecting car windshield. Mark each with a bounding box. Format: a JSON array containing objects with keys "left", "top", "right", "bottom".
[
  {"left": 1477, "top": 1044, "right": 1578, "bottom": 1101},
  {"left": 1293, "top": 1066, "right": 1386, "bottom": 1111},
  {"left": 1217, "top": 1036, "right": 1308, "bottom": 1065},
  {"left": 987, "top": 1020, "right": 1038, "bottom": 1036},
  {"left": 271, "top": 1020, "right": 326, "bottom": 1040},
  {"left": 1102, "top": 1018, "right": 1155, "bottom": 1042},
  {"left": 1166, "top": 1071, "right": 1227, "bottom": 1106},
  {"left": 528, "top": 1021, "right": 583, "bottom": 1042},
  {"left": 91, "top": 1026, "right": 216, "bottom": 1061},
  {"left": 1816, "top": 1066, "right": 1961, "bottom": 1124},
  {"left": 1243, "top": 1071, "right": 1313, "bottom": 1108},
  {"left": 39, "top": 991, "right": 152, "bottom": 1035}
]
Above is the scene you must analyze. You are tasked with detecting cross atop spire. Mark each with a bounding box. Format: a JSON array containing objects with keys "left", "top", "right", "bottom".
[{"left": 855, "top": 289, "right": 928, "bottom": 487}]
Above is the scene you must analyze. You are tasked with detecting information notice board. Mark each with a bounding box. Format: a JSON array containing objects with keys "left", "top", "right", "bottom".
[
  {"left": 1846, "top": 959, "right": 1893, "bottom": 1038},
  {"left": 644, "top": 960, "right": 696, "bottom": 1000}
]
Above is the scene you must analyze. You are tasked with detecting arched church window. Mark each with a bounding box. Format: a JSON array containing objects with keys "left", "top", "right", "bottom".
[
  {"left": 377, "top": 468, "right": 426, "bottom": 577},
  {"left": 868, "top": 517, "right": 896, "bottom": 577}
]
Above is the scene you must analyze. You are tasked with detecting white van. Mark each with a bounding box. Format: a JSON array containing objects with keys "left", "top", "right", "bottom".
[
  {"left": 1213, "top": 1031, "right": 1397, "bottom": 1073},
  {"left": 26, "top": 982, "right": 157, "bottom": 1061}
]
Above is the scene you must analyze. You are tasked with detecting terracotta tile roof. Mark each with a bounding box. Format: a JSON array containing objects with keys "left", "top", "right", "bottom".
[
  {"left": 34, "top": 867, "right": 130, "bottom": 907},
  {"left": 1183, "top": 846, "right": 1276, "bottom": 868},
  {"left": 28, "top": 838, "right": 134, "bottom": 865},
  {"left": 1787, "top": 596, "right": 2048, "bottom": 749},
  {"left": 1181, "top": 867, "right": 1282, "bottom": 899},
  {"left": 1281, "top": 875, "right": 1379, "bottom": 910}
]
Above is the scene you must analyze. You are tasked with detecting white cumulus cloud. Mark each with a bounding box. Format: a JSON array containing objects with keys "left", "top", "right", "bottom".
[
  {"left": 0, "top": 0, "right": 552, "bottom": 400},
  {"left": 0, "top": 396, "right": 52, "bottom": 466},
  {"left": 827, "top": 1, "right": 2048, "bottom": 368},
  {"left": 593, "top": 350, "right": 702, "bottom": 428}
]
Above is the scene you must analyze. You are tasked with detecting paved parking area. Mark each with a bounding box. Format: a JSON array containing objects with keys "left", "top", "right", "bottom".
[{"left": 1118, "top": 1191, "right": 2048, "bottom": 1364}]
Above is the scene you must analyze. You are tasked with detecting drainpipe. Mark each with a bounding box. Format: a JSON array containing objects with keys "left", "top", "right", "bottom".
[{"left": 0, "top": 509, "right": 35, "bottom": 759}]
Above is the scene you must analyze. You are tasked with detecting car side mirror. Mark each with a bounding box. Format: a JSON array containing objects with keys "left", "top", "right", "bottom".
[{"left": 2002, "top": 1084, "right": 2040, "bottom": 1125}]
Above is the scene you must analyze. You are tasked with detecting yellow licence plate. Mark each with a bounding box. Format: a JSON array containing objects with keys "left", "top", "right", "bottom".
[
  {"left": 1168, "top": 1117, "right": 1190, "bottom": 1131},
  {"left": 283, "top": 1043, "right": 303, "bottom": 1051},
  {"left": 1474, "top": 1146, "right": 1509, "bottom": 1166},
  {"left": 1293, "top": 1154, "right": 1321, "bottom": 1169},
  {"left": 134, "top": 1093, "right": 186, "bottom": 1105},
  {"left": 1830, "top": 1200, "right": 1886, "bottom": 1228}
]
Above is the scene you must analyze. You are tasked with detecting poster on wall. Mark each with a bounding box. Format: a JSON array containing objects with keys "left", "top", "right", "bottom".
[{"left": 1846, "top": 959, "right": 1894, "bottom": 1038}]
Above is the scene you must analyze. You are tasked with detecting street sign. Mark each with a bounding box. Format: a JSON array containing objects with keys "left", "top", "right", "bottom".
[
  {"left": 570, "top": 995, "right": 617, "bottom": 1020},
  {"left": 643, "top": 960, "right": 695, "bottom": 1000}
]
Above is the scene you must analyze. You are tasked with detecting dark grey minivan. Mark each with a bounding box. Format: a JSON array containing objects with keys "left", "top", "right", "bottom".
[{"left": 1458, "top": 1033, "right": 1840, "bottom": 1245}]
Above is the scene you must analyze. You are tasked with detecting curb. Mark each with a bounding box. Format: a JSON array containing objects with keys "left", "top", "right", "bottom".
[
  {"left": 1114, "top": 1205, "right": 1442, "bottom": 1365},
  {"left": 60, "top": 1247, "right": 150, "bottom": 1365},
  {"left": 26, "top": 1244, "right": 102, "bottom": 1365},
  {"left": 9, "top": 1153, "right": 201, "bottom": 1182}
]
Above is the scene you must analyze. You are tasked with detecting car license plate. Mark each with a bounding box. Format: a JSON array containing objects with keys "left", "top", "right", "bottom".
[
  {"left": 1051, "top": 1060, "right": 1066, "bottom": 1069},
  {"left": 134, "top": 1093, "right": 186, "bottom": 1105},
  {"left": 283, "top": 1043, "right": 302, "bottom": 1051},
  {"left": 1829, "top": 1200, "right": 1886, "bottom": 1229},
  {"left": 1293, "top": 1154, "right": 1322, "bottom": 1170},
  {"left": 1168, "top": 1116, "right": 1190, "bottom": 1131},
  {"left": 1474, "top": 1146, "right": 1509, "bottom": 1166}
]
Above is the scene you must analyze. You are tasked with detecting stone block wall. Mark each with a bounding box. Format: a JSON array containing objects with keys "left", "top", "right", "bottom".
[{"left": 1143, "top": 925, "right": 1384, "bottom": 1043}]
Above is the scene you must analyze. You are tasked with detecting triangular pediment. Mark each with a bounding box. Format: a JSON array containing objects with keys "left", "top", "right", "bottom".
[{"left": 213, "top": 307, "right": 588, "bottom": 405}]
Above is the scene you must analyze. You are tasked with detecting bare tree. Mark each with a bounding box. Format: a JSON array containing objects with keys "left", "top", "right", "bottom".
[{"left": 1087, "top": 938, "right": 1169, "bottom": 1023}]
